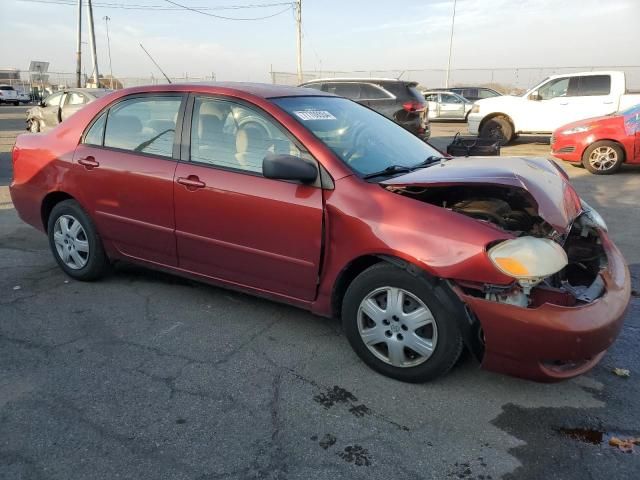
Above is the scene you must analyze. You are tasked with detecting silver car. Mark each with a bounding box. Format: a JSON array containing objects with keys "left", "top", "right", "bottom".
[
  {"left": 422, "top": 90, "right": 473, "bottom": 121},
  {"left": 27, "top": 88, "right": 112, "bottom": 132}
]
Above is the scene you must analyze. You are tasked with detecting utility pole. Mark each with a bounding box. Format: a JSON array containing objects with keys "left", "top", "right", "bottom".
[
  {"left": 86, "top": 0, "right": 100, "bottom": 87},
  {"left": 75, "top": 0, "right": 82, "bottom": 87},
  {"left": 103, "top": 15, "right": 114, "bottom": 88},
  {"left": 295, "top": 0, "right": 302, "bottom": 85},
  {"left": 445, "top": 0, "right": 457, "bottom": 88}
]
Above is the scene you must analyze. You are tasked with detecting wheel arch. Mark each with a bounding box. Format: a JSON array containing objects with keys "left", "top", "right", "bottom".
[
  {"left": 479, "top": 112, "right": 516, "bottom": 134},
  {"left": 41, "top": 191, "right": 76, "bottom": 232},
  {"left": 581, "top": 139, "right": 628, "bottom": 163},
  {"left": 331, "top": 253, "right": 484, "bottom": 361}
]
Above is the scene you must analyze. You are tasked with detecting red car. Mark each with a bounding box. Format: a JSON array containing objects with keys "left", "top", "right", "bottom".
[
  {"left": 552, "top": 104, "right": 640, "bottom": 174},
  {"left": 10, "top": 83, "right": 631, "bottom": 382}
]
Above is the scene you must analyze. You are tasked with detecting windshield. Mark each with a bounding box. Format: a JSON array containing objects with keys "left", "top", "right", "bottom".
[{"left": 272, "top": 96, "right": 441, "bottom": 177}]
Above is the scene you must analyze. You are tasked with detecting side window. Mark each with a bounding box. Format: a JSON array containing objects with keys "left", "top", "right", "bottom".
[
  {"left": 424, "top": 93, "right": 438, "bottom": 102},
  {"left": 478, "top": 89, "right": 497, "bottom": 99},
  {"left": 84, "top": 112, "right": 107, "bottom": 146},
  {"left": 360, "top": 84, "right": 391, "bottom": 100},
  {"left": 44, "top": 92, "right": 63, "bottom": 107},
  {"left": 463, "top": 88, "right": 478, "bottom": 99},
  {"left": 441, "top": 94, "right": 463, "bottom": 104},
  {"left": 190, "top": 97, "right": 302, "bottom": 174},
  {"left": 303, "top": 83, "right": 324, "bottom": 91},
  {"left": 103, "top": 96, "right": 182, "bottom": 158},
  {"left": 537, "top": 77, "right": 570, "bottom": 100},
  {"left": 67, "top": 92, "right": 87, "bottom": 105},
  {"left": 578, "top": 75, "right": 611, "bottom": 96},
  {"left": 326, "top": 83, "right": 362, "bottom": 100}
]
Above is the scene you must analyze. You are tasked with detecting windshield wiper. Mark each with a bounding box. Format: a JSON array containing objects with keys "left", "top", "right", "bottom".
[
  {"left": 363, "top": 164, "right": 413, "bottom": 180},
  {"left": 409, "top": 155, "right": 448, "bottom": 170}
]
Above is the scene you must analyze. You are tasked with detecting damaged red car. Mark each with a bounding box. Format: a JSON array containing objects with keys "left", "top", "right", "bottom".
[{"left": 10, "top": 83, "right": 631, "bottom": 383}]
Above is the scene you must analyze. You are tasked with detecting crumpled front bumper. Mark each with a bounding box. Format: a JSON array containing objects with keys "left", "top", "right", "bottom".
[{"left": 457, "top": 232, "right": 631, "bottom": 382}]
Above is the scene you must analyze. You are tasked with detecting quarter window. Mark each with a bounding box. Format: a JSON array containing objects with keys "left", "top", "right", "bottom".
[
  {"left": 360, "top": 84, "right": 391, "bottom": 100},
  {"left": 84, "top": 112, "right": 107, "bottom": 146},
  {"left": 578, "top": 75, "right": 611, "bottom": 96},
  {"left": 103, "top": 96, "right": 182, "bottom": 158},
  {"left": 190, "top": 97, "right": 302, "bottom": 174}
]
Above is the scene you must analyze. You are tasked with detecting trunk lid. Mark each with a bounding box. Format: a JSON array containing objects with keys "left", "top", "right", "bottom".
[{"left": 382, "top": 156, "right": 582, "bottom": 234}]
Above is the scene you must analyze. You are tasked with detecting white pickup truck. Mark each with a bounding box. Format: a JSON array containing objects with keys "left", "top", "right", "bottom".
[{"left": 467, "top": 71, "right": 640, "bottom": 144}]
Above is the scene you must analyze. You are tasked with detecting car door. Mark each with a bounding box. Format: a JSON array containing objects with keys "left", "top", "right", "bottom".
[
  {"left": 61, "top": 91, "right": 89, "bottom": 121},
  {"left": 40, "top": 91, "right": 64, "bottom": 127},
  {"left": 439, "top": 93, "right": 466, "bottom": 118},
  {"left": 173, "top": 95, "right": 324, "bottom": 301},
  {"left": 562, "top": 75, "right": 617, "bottom": 123},
  {"left": 424, "top": 93, "right": 439, "bottom": 119},
  {"left": 520, "top": 76, "right": 575, "bottom": 132},
  {"left": 73, "top": 93, "right": 185, "bottom": 266}
]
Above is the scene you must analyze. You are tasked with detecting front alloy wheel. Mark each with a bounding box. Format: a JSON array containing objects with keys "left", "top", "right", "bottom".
[
  {"left": 342, "top": 263, "right": 464, "bottom": 383},
  {"left": 357, "top": 286, "right": 438, "bottom": 368},
  {"left": 583, "top": 142, "right": 623, "bottom": 174}
]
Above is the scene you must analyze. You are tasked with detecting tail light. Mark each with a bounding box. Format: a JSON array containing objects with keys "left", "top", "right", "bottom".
[{"left": 403, "top": 100, "right": 426, "bottom": 112}]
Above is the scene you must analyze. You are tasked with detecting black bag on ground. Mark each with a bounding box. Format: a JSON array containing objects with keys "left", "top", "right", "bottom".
[{"left": 446, "top": 133, "right": 501, "bottom": 157}]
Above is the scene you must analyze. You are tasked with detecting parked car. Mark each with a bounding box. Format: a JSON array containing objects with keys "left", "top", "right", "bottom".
[
  {"left": 432, "top": 86, "right": 502, "bottom": 103},
  {"left": 468, "top": 71, "right": 640, "bottom": 145},
  {"left": 10, "top": 83, "right": 630, "bottom": 383},
  {"left": 0, "top": 85, "right": 20, "bottom": 105},
  {"left": 300, "top": 78, "right": 430, "bottom": 140},
  {"left": 551, "top": 104, "right": 640, "bottom": 174},
  {"left": 26, "top": 88, "right": 112, "bottom": 132},
  {"left": 422, "top": 91, "right": 473, "bottom": 120}
]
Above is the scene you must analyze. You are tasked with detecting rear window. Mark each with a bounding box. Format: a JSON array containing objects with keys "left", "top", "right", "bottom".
[{"left": 578, "top": 75, "right": 611, "bottom": 96}]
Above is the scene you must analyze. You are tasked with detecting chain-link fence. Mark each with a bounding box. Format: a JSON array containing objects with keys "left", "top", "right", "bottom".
[
  {"left": 271, "top": 66, "right": 640, "bottom": 92},
  {"left": 0, "top": 69, "right": 216, "bottom": 93}
]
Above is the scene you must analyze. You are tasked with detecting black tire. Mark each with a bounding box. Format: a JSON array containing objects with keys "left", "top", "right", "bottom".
[
  {"left": 47, "top": 199, "right": 110, "bottom": 281},
  {"left": 480, "top": 115, "right": 513, "bottom": 146},
  {"left": 342, "top": 263, "right": 464, "bottom": 383},
  {"left": 582, "top": 141, "right": 624, "bottom": 175}
]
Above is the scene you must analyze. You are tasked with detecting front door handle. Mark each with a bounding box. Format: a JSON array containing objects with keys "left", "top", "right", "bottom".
[
  {"left": 78, "top": 156, "right": 99, "bottom": 169},
  {"left": 603, "top": 100, "right": 614, "bottom": 104},
  {"left": 177, "top": 175, "right": 206, "bottom": 190}
]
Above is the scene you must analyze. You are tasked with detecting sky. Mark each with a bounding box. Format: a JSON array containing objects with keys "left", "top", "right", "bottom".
[{"left": 1, "top": 0, "right": 639, "bottom": 86}]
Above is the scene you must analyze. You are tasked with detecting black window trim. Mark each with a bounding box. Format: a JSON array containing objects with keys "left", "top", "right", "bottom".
[
  {"left": 79, "top": 92, "right": 188, "bottom": 161},
  {"left": 181, "top": 93, "right": 328, "bottom": 188}
]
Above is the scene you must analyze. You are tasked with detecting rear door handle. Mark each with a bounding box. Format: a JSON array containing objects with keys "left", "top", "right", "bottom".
[
  {"left": 177, "top": 175, "right": 206, "bottom": 190},
  {"left": 559, "top": 101, "right": 569, "bottom": 105},
  {"left": 603, "top": 100, "right": 614, "bottom": 104},
  {"left": 78, "top": 156, "right": 99, "bottom": 169}
]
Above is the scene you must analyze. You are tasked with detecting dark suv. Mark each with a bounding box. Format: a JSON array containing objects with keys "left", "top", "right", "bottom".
[{"left": 299, "top": 78, "right": 430, "bottom": 140}]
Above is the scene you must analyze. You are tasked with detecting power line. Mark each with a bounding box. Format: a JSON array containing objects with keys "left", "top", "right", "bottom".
[
  {"left": 164, "top": 0, "right": 293, "bottom": 20},
  {"left": 17, "top": 0, "right": 293, "bottom": 12}
]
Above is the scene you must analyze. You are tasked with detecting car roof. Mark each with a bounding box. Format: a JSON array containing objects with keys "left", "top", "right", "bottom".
[
  {"left": 110, "top": 82, "right": 335, "bottom": 100},
  {"left": 301, "top": 78, "right": 418, "bottom": 86}
]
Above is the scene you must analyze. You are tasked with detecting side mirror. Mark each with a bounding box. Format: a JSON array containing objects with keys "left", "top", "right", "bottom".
[
  {"left": 528, "top": 91, "right": 541, "bottom": 101},
  {"left": 263, "top": 153, "right": 318, "bottom": 184}
]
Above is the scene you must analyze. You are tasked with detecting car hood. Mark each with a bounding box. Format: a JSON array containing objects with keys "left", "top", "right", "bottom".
[
  {"left": 554, "top": 113, "right": 621, "bottom": 133},
  {"left": 474, "top": 95, "right": 524, "bottom": 109},
  {"left": 381, "top": 156, "right": 582, "bottom": 234}
]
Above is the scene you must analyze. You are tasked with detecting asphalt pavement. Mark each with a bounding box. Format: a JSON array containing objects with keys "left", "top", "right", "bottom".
[{"left": 1, "top": 106, "right": 639, "bottom": 480}]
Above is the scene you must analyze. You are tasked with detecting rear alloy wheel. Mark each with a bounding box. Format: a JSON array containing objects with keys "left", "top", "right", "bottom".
[
  {"left": 342, "top": 263, "right": 463, "bottom": 383},
  {"left": 480, "top": 115, "right": 513, "bottom": 145},
  {"left": 47, "top": 200, "right": 110, "bottom": 281},
  {"left": 582, "top": 141, "right": 624, "bottom": 175}
]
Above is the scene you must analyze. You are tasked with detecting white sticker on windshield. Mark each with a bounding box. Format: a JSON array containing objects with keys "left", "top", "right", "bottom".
[{"left": 294, "top": 110, "right": 337, "bottom": 121}]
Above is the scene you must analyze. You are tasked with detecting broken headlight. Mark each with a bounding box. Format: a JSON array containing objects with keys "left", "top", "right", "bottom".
[
  {"left": 488, "top": 236, "right": 568, "bottom": 290},
  {"left": 580, "top": 199, "right": 607, "bottom": 231}
]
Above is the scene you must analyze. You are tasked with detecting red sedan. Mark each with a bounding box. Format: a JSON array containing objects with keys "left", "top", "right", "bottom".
[
  {"left": 10, "top": 83, "right": 631, "bottom": 382},
  {"left": 552, "top": 104, "right": 640, "bottom": 174}
]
